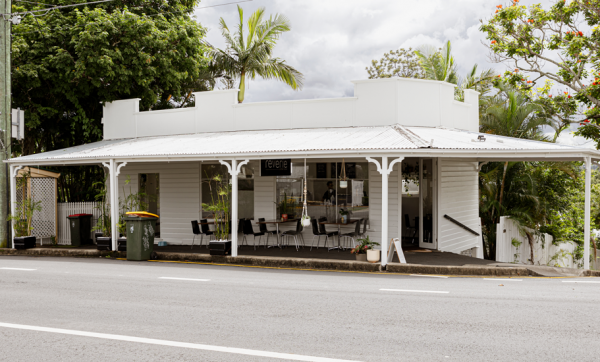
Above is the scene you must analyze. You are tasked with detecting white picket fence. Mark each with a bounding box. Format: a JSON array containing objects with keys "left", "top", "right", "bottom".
[
  {"left": 57, "top": 202, "right": 101, "bottom": 245},
  {"left": 496, "top": 216, "right": 578, "bottom": 268}
]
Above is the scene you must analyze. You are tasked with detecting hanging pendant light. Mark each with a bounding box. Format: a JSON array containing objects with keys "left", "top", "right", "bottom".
[{"left": 339, "top": 158, "right": 348, "bottom": 188}]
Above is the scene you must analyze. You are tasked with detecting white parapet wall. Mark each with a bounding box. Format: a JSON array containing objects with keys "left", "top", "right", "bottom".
[{"left": 102, "top": 78, "right": 480, "bottom": 140}]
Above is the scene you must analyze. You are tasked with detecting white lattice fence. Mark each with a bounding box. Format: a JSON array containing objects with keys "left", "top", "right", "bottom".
[
  {"left": 31, "top": 178, "right": 56, "bottom": 240},
  {"left": 57, "top": 202, "right": 100, "bottom": 245}
]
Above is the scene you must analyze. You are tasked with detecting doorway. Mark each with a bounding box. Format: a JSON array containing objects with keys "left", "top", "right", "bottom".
[{"left": 400, "top": 158, "right": 436, "bottom": 249}]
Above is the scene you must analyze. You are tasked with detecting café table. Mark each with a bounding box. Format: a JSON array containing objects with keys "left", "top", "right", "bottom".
[
  {"left": 256, "top": 219, "right": 299, "bottom": 248},
  {"left": 319, "top": 219, "right": 361, "bottom": 251}
]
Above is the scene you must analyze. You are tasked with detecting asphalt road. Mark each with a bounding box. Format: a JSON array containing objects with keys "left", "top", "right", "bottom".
[{"left": 0, "top": 256, "right": 599, "bottom": 362}]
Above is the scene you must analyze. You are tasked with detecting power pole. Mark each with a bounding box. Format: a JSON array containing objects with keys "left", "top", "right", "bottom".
[{"left": 0, "top": 0, "right": 11, "bottom": 247}]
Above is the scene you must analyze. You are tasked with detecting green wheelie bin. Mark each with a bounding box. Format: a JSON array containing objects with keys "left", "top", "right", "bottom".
[
  {"left": 124, "top": 214, "right": 158, "bottom": 261},
  {"left": 67, "top": 214, "right": 93, "bottom": 246}
]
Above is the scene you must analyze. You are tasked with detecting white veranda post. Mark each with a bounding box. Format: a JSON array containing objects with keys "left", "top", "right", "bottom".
[
  {"left": 10, "top": 165, "right": 23, "bottom": 248},
  {"left": 219, "top": 159, "right": 249, "bottom": 257},
  {"left": 366, "top": 156, "right": 403, "bottom": 268},
  {"left": 103, "top": 159, "right": 126, "bottom": 252},
  {"left": 584, "top": 156, "right": 591, "bottom": 270}
]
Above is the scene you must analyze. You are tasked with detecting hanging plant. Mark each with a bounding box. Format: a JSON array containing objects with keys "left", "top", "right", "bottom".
[{"left": 402, "top": 163, "right": 420, "bottom": 193}]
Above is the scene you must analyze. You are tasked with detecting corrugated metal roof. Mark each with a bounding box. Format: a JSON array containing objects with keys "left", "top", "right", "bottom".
[{"left": 8, "top": 124, "right": 594, "bottom": 163}]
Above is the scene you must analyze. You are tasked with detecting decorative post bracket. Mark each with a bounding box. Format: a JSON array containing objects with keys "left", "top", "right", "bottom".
[
  {"left": 219, "top": 159, "right": 249, "bottom": 176},
  {"left": 11, "top": 165, "right": 23, "bottom": 178},
  {"left": 366, "top": 157, "right": 404, "bottom": 175},
  {"left": 116, "top": 162, "right": 128, "bottom": 177}
]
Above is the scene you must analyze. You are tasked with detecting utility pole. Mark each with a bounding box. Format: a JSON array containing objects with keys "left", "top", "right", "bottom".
[{"left": 0, "top": 0, "right": 11, "bottom": 247}]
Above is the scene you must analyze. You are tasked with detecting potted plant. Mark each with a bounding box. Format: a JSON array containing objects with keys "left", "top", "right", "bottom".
[
  {"left": 202, "top": 174, "right": 232, "bottom": 254},
  {"left": 276, "top": 192, "right": 298, "bottom": 220},
  {"left": 9, "top": 173, "right": 42, "bottom": 249},
  {"left": 350, "top": 236, "right": 380, "bottom": 262},
  {"left": 339, "top": 208, "right": 351, "bottom": 224}
]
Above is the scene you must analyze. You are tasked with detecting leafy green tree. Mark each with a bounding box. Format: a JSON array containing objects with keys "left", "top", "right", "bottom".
[
  {"left": 480, "top": 0, "right": 600, "bottom": 146},
  {"left": 11, "top": 0, "right": 210, "bottom": 201},
  {"left": 210, "top": 5, "right": 303, "bottom": 103},
  {"left": 366, "top": 48, "right": 424, "bottom": 79}
]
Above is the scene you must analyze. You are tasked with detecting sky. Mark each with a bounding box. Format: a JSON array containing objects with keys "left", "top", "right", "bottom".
[{"left": 193, "top": 0, "right": 594, "bottom": 147}]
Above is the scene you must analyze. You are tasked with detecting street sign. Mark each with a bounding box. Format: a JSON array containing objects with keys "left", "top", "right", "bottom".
[{"left": 11, "top": 108, "right": 24, "bottom": 140}]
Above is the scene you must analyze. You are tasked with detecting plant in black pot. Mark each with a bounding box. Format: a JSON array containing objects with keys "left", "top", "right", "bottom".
[
  {"left": 9, "top": 175, "right": 42, "bottom": 249},
  {"left": 202, "top": 173, "right": 232, "bottom": 255}
]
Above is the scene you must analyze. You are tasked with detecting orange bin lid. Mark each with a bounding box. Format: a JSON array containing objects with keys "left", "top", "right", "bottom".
[{"left": 126, "top": 211, "right": 159, "bottom": 218}]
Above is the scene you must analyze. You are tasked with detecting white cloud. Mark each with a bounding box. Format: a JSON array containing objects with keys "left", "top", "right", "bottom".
[{"left": 194, "top": 0, "right": 555, "bottom": 102}]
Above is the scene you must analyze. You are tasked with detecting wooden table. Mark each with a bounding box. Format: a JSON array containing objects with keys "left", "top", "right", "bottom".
[
  {"left": 319, "top": 219, "right": 361, "bottom": 251},
  {"left": 256, "top": 219, "right": 298, "bottom": 248}
]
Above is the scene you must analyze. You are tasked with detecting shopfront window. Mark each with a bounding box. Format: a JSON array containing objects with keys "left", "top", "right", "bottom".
[
  {"left": 201, "top": 163, "right": 254, "bottom": 219},
  {"left": 276, "top": 161, "right": 369, "bottom": 221}
]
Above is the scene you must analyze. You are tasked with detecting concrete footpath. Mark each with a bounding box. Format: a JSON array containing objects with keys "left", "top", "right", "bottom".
[{"left": 1, "top": 247, "right": 598, "bottom": 277}]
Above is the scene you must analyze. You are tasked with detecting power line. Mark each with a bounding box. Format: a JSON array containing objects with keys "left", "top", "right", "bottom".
[
  {"left": 145, "top": 0, "right": 253, "bottom": 17},
  {"left": 3, "top": 0, "right": 115, "bottom": 16},
  {"left": 14, "top": 1, "right": 55, "bottom": 6}
]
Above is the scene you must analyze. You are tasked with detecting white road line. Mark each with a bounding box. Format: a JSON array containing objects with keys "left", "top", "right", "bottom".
[
  {"left": 483, "top": 278, "right": 522, "bottom": 282},
  {"left": 380, "top": 288, "right": 449, "bottom": 294},
  {"left": 410, "top": 274, "right": 449, "bottom": 278},
  {"left": 0, "top": 267, "right": 36, "bottom": 271},
  {"left": 0, "top": 322, "right": 360, "bottom": 362},
  {"left": 159, "top": 277, "right": 210, "bottom": 282},
  {"left": 562, "top": 280, "right": 600, "bottom": 283}
]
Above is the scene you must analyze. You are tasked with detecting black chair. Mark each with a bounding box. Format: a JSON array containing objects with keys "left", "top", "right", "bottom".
[
  {"left": 318, "top": 217, "right": 338, "bottom": 251},
  {"left": 310, "top": 218, "right": 337, "bottom": 251},
  {"left": 191, "top": 220, "right": 213, "bottom": 249},
  {"left": 200, "top": 219, "right": 214, "bottom": 248},
  {"left": 404, "top": 214, "right": 418, "bottom": 244},
  {"left": 242, "top": 219, "right": 264, "bottom": 250},
  {"left": 238, "top": 219, "right": 246, "bottom": 245},
  {"left": 424, "top": 214, "right": 433, "bottom": 244},
  {"left": 340, "top": 219, "right": 363, "bottom": 250},
  {"left": 282, "top": 219, "right": 304, "bottom": 251},
  {"left": 359, "top": 218, "right": 369, "bottom": 238},
  {"left": 258, "top": 218, "right": 279, "bottom": 248}
]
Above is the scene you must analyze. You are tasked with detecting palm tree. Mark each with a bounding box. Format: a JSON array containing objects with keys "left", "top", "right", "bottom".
[
  {"left": 415, "top": 41, "right": 458, "bottom": 83},
  {"left": 415, "top": 41, "right": 495, "bottom": 100},
  {"left": 481, "top": 83, "right": 549, "bottom": 140},
  {"left": 209, "top": 6, "right": 304, "bottom": 103},
  {"left": 481, "top": 84, "right": 549, "bottom": 217}
]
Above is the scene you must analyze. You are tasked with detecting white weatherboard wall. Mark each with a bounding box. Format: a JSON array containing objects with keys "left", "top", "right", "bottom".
[
  {"left": 368, "top": 162, "right": 400, "bottom": 246},
  {"left": 102, "top": 78, "right": 480, "bottom": 140},
  {"left": 117, "top": 162, "right": 200, "bottom": 245},
  {"left": 437, "top": 159, "right": 482, "bottom": 256},
  {"left": 254, "top": 160, "right": 276, "bottom": 221}
]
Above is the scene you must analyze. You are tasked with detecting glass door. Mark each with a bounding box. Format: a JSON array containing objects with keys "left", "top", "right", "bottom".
[{"left": 419, "top": 159, "right": 436, "bottom": 249}]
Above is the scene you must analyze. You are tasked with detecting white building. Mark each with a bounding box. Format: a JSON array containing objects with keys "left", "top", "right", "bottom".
[{"left": 7, "top": 78, "right": 599, "bottom": 268}]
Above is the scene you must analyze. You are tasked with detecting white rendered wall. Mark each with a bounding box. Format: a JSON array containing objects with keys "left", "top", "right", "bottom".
[
  {"left": 102, "top": 78, "right": 479, "bottom": 140},
  {"left": 437, "top": 159, "right": 482, "bottom": 255}
]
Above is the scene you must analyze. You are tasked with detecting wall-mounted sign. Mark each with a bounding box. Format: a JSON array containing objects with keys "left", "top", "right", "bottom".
[
  {"left": 261, "top": 159, "right": 292, "bottom": 176},
  {"left": 316, "top": 163, "right": 327, "bottom": 178}
]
